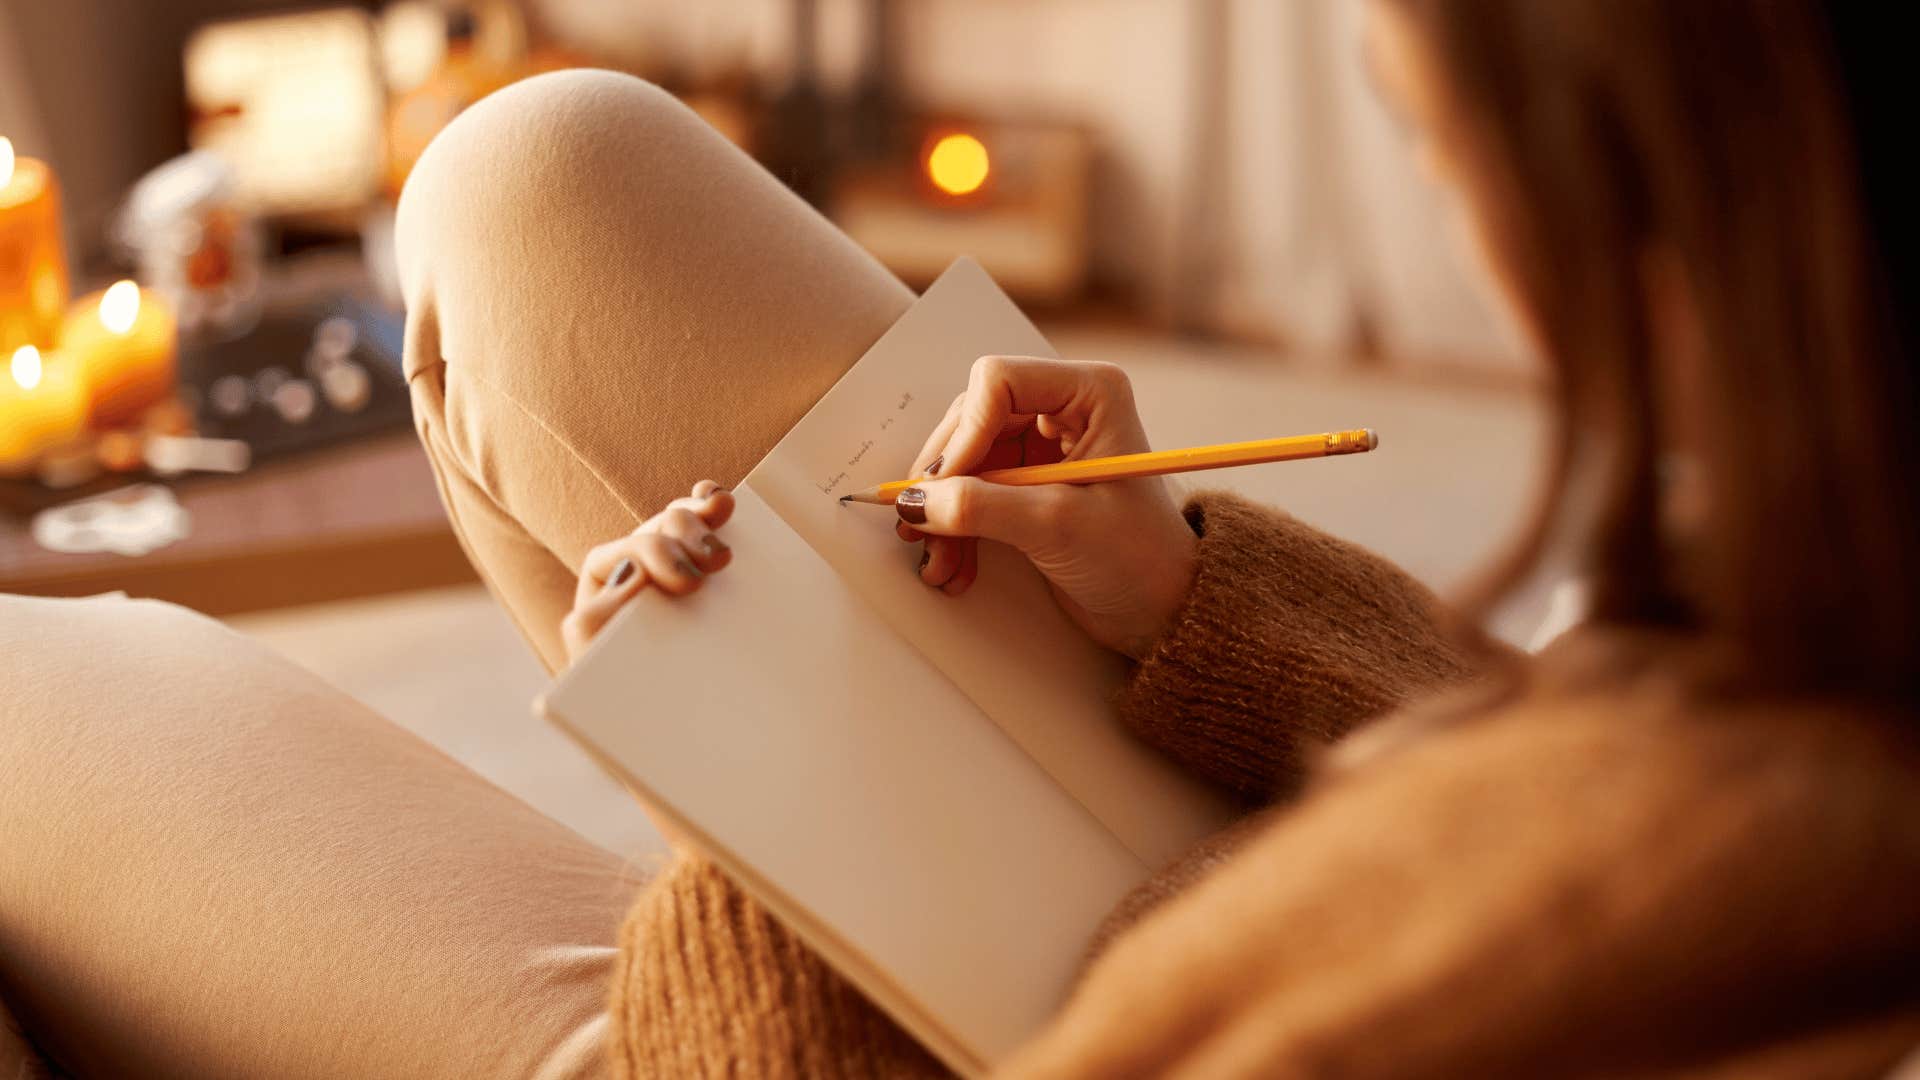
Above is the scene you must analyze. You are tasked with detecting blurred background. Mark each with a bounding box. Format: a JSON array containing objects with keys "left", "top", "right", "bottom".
[
  {"left": 1, "top": 0, "right": 1531, "bottom": 357},
  {"left": 0, "top": 0, "right": 1546, "bottom": 857}
]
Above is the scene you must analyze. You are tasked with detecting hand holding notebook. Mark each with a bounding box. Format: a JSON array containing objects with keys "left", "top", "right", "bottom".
[{"left": 542, "top": 259, "right": 1373, "bottom": 1074}]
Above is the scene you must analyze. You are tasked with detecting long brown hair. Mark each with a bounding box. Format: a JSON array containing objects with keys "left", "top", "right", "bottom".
[{"left": 1393, "top": 1, "right": 1919, "bottom": 701}]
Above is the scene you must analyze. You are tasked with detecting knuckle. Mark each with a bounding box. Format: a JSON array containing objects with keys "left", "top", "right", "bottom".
[
  {"left": 1090, "top": 361, "right": 1132, "bottom": 396},
  {"left": 971, "top": 355, "right": 1012, "bottom": 392},
  {"left": 588, "top": 541, "right": 626, "bottom": 569}
]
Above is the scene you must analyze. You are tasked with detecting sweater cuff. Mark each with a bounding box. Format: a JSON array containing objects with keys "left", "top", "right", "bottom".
[
  {"left": 1117, "top": 492, "right": 1478, "bottom": 804},
  {"left": 608, "top": 852, "right": 951, "bottom": 1079}
]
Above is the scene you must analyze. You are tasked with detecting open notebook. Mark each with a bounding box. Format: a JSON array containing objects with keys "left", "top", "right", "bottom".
[{"left": 540, "top": 258, "right": 1236, "bottom": 1076}]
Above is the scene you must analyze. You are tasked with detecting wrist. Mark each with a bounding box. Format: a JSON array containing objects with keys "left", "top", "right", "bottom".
[{"left": 1121, "top": 522, "right": 1198, "bottom": 660}]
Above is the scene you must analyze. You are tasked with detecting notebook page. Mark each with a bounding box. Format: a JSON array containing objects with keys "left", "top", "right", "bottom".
[
  {"left": 541, "top": 486, "right": 1149, "bottom": 1074},
  {"left": 746, "top": 259, "right": 1235, "bottom": 868}
]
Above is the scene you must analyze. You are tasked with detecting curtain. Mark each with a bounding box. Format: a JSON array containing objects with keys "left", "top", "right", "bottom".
[{"left": 1198, "top": 0, "right": 1528, "bottom": 369}]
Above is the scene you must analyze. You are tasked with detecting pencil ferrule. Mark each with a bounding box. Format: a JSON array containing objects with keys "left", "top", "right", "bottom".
[{"left": 1325, "top": 430, "right": 1370, "bottom": 455}]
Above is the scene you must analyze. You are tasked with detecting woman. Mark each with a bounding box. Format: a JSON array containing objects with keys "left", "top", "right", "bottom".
[
  {"left": 523, "top": 1, "right": 1920, "bottom": 1074},
  {"left": 1, "top": 2, "right": 1914, "bottom": 1077}
]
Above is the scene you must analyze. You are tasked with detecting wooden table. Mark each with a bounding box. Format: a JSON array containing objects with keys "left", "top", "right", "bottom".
[{"left": 0, "top": 433, "right": 475, "bottom": 615}]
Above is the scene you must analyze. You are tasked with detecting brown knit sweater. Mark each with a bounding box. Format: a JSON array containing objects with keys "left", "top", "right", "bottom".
[{"left": 608, "top": 493, "right": 1920, "bottom": 1078}]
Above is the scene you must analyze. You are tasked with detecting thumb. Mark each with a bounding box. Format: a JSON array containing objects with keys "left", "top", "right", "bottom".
[{"left": 897, "top": 477, "right": 1068, "bottom": 552}]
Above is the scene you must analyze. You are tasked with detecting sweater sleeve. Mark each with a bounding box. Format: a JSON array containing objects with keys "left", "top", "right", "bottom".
[
  {"left": 607, "top": 852, "right": 953, "bottom": 1079},
  {"left": 1118, "top": 491, "right": 1484, "bottom": 803},
  {"left": 1001, "top": 697, "right": 1920, "bottom": 1078}
]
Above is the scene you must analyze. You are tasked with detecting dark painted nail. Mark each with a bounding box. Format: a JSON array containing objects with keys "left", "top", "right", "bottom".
[
  {"left": 927, "top": 454, "right": 943, "bottom": 476},
  {"left": 608, "top": 559, "right": 637, "bottom": 589},
  {"left": 702, "top": 535, "right": 729, "bottom": 556},
  {"left": 676, "top": 556, "right": 705, "bottom": 580},
  {"left": 896, "top": 487, "right": 928, "bottom": 525}
]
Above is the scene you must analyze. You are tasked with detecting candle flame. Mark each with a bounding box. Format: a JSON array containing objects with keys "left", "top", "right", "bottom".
[
  {"left": 101, "top": 280, "right": 141, "bottom": 334},
  {"left": 11, "top": 346, "right": 42, "bottom": 391},
  {"left": 0, "top": 137, "right": 13, "bottom": 188},
  {"left": 927, "top": 133, "right": 990, "bottom": 197}
]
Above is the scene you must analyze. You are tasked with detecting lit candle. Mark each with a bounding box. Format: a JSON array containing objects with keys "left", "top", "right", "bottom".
[
  {"left": 60, "top": 279, "right": 178, "bottom": 428},
  {"left": 0, "top": 136, "right": 72, "bottom": 353},
  {"left": 0, "top": 345, "right": 87, "bottom": 474},
  {"left": 926, "top": 132, "right": 991, "bottom": 198}
]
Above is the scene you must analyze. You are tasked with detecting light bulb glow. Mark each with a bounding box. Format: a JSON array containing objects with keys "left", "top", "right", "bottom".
[
  {"left": 927, "top": 133, "right": 990, "bottom": 197},
  {"left": 0, "top": 137, "right": 14, "bottom": 188},
  {"left": 101, "top": 280, "right": 141, "bottom": 334},
  {"left": 11, "top": 346, "right": 42, "bottom": 391}
]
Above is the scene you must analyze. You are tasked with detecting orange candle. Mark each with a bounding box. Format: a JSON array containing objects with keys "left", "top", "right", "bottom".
[
  {"left": 60, "top": 279, "right": 178, "bottom": 428},
  {"left": 0, "top": 136, "right": 71, "bottom": 353},
  {"left": 0, "top": 345, "right": 86, "bottom": 474}
]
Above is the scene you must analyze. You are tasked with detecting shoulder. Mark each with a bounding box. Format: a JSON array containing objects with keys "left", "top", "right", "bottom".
[
  {"left": 1296, "top": 629, "right": 1920, "bottom": 959},
  {"left": 1335, "top": 624, "right": 1919, "bottom": 787}
]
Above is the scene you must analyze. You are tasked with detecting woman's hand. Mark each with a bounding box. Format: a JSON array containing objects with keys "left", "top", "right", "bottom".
[
  {"left": 898, "top": 356, "right": 1197, "bottom": 659},
  {"left": 561, "top": 479, "right": 735, "bottom": 665}
]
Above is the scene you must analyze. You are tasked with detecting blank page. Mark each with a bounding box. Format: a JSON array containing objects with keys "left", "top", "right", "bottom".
[
  {"left": 747, "top": 259, "right": 1234, "bottom": 868},
  {"left": 543, "top": 487, "right": 1150, "bottom": 1074}
]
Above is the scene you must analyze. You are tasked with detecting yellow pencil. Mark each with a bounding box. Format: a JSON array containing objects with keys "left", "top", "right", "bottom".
[{"left": 838, "top": 428, "right": 1379, "bottom": 505}]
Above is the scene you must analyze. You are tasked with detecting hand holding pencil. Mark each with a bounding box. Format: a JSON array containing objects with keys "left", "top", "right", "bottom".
[
  {"left": 878, "top": 356, "right": 1376, "bottom": 659},
  {"left": 839, "top": 429, "right": 1377, "bottom": 505}
]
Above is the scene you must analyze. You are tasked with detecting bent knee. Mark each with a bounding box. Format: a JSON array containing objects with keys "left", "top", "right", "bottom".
[{"left": 394, "top": 69, "right": 707, "bottom": 304}]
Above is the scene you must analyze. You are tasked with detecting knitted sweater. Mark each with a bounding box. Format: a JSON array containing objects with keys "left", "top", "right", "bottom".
[{"left": 607, "top": 493, "right": 1920, "bottom": 1078}]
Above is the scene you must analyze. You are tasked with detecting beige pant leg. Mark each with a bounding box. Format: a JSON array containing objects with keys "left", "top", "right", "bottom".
[
  {"left": 0, "top": 595, "right": 644, "bottom": 1079},
  {"left": 0, "top": 71, "right": 915, "bottom": 1080},
  {"left": 396, "top": 69, "right": 913, "bottom": 672}
]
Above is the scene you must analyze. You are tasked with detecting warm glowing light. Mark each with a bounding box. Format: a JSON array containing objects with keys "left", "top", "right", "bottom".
[
  {"left": 0, "top": 137, "right": 14, "bottom": 188},
  {"left": 927, "top": 133, "right": 990, "bottom": 196},
  {"left": 101, "top": 280, "right": 141, "bottom": 334},
  {"left": 11, "top": 345, "right": 42, "bottom": 391}
]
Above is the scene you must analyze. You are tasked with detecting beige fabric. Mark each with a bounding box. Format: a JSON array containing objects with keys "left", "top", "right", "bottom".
[
  {"left": 395, "top": 68, "right": 913, "bottom": 673},
  {"left": 0, "top": 594, "right": 642, "bottom": 1078},
  {"left": 1, "top": 68, "right": 916, "bottom": 1079}
]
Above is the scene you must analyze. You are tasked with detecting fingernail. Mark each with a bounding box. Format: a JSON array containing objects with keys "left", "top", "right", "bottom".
[
  {"left": 708, "top": 487, "right": 729, "bottom": 499},
  {"left": 676, "top": 556, "right": 705, "bottom": 580},
  {"left": 927, "top": 454, "right": 943, "bottom": 476},
  {"left": 608, "top": 559, "right": 636, "bottom": 589},
  {"left": 896, "top": 487, "right": 928, "bottom": 525},
  {"left": 702, "top": 535, "right": 729, "bottom": 556}
]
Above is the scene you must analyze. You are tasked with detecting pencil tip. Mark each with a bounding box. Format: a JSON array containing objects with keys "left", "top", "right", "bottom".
[{"left": 838, "top": 495, "right": 852, "bottom": 504}]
